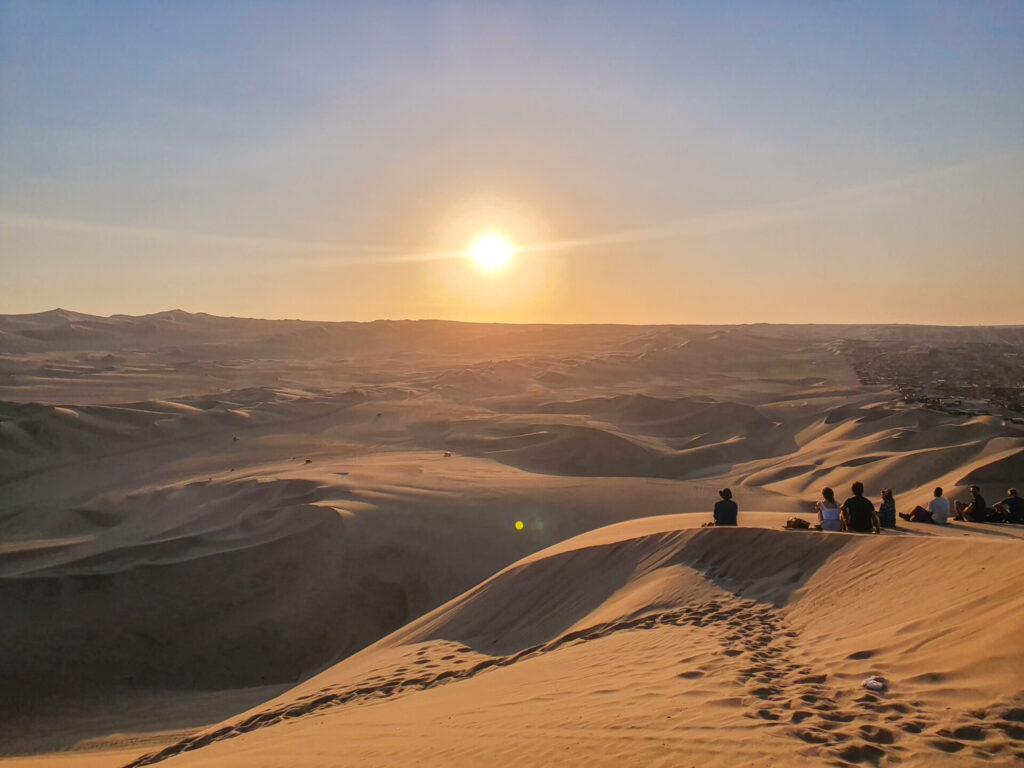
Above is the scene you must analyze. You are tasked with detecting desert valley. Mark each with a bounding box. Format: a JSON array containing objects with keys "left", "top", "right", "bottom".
[{"left": 1, "top": 309, "right": 1022, "bottom": 767}]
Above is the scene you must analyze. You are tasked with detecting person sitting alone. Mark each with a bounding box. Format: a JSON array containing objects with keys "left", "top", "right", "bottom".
[
  {"left": 955, "top": 485, "right": 989, "bottom": 522},
  {"left": 899, "top": 486, "right": 950, "bottom": 525},
  {"left": 816, "top": 487, "right": 842, "bottom": 532},
  {"left": 841, "top": 481, "right": 880, "bottom": 534},
  {"left": 713, "top": 488, "right": 738, "bottom": 526},
  {"left": 994, "top": 488, "right": 1024, "bottom": 525},
  {"left": 878, "top": 488, "right": 897, "bottom": 529}
]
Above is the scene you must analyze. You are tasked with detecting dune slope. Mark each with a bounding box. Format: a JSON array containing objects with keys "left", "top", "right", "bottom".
[{"left": 120, "top": 516, "right": 1024, "bottom": 768}]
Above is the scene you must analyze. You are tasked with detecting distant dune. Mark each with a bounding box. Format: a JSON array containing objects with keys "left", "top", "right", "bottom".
[{"left": 0, "top": 311, "right": 1021, "bottom": 766}]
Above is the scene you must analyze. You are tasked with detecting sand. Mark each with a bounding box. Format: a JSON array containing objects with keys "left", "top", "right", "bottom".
[{"left": 1, "top": 311, "right": 1022, "bottom": 766}]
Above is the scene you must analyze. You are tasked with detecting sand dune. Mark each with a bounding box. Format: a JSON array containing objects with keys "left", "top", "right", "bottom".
[
  {"left": 0, "top": 312, "right": 1021, "bottom": 765},
  {"left": 110, "top": 516, "right": 1024, "bottom": 768}
]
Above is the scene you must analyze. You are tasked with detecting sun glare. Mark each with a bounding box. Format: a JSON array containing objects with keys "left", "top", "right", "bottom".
[{"left": 468, "top": 232, "right": 515, "bottom": 272}]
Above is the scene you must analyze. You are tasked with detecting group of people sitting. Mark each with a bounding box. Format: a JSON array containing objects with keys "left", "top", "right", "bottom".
[
  {"left": 813, "top": 482, "right": 886, "bottom": 533},
  {"left": 947, "top": 485, "right": 1024, "bottom": 524},
  {"left": 708, "top": 484, "right": 1024, "bottom": 532}
]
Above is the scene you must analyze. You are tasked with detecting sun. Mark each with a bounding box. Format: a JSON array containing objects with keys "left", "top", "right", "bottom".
[{"left": 467, "top": 232, "right": 515, "bottom": 272}]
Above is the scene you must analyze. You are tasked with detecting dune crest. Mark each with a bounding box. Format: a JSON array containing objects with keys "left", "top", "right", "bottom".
[{"left": 120, "top": 519, "right": 1024, "bottom": 768}]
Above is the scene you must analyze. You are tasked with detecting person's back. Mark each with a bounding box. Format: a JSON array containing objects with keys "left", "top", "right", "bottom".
[
  {"left": 817, "top": 500, "right": 842, "bottom": 531},
  {"left": 714, "top": 498, "right": 738, "bottom": 526},
  {"left": 842, "top": 483, "right": 877, "bottom": 533},
  {"left": 878, "top": 489, "right": 896, "bottom": 529},
  {"left": 999, "top": 491, "right": 1024, "bottom": 524},
  {"left": 928, "top": 495, "right": 950, "bottom": 525}
]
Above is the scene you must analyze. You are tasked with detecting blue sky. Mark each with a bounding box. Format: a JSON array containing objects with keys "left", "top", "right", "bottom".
[{"left": 2, "top": 1, "right": 1023, "bottom": 323}]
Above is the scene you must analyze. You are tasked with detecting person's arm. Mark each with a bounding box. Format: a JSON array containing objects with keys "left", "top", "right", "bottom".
[
  {"left": 872, "top": 508, "right": 881, "bottom": 534},
  {"left": 816, "top": 502, "right": 823, "bottom": 524}
]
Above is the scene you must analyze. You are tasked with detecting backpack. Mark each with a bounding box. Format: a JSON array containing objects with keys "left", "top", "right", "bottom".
[{"left": 785, "top": 517, "right": 811, "bottom": 529}]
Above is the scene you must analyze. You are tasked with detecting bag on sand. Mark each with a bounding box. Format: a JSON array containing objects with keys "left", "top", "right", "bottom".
[{"left": 785, "top": 517, "right": 811, "bottom": 529}]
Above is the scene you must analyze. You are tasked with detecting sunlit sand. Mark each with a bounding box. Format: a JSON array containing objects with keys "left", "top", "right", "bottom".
[{"left": 1, "top": 313, "right": 1022, "bottom": 767}]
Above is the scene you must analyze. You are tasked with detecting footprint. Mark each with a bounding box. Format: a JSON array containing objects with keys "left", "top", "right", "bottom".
[
  {"left": 878, "top": 701, "right": 913, "bottom": 714},
  {"left": 794, "top": 728, "right": 831, "bottom": 744},
  {"left": 1002, "top": 707, "right": 1024, "bottom": 722},
  {"left": 858, "top": 724, "right": 895, "bottom": 744},
  {"left": 836, "top": 742, "right": 886, "bottom": 763},
  {"left": 950, "top": 725, "right": 986, "bottom": 741},
  {"left": 996, "top": 721, "right": 1024, "bottom": 740},
  {"left": 929, "top": 737, "right": 966, "bottom": 753},
  {"left": 794, "top": 674, "right": 827, "bottom": 685},
  {"left": 818, "top": 711, "right": 856, "bottom": 723},
  {"left": 847, "top": 650, "right": 875, "bottom": 660},
  {"left": 908, "top": 671, "right": 946, "bottom": 684}
]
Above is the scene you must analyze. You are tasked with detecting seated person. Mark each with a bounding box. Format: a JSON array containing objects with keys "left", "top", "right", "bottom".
[
  {"left": 955, "top": 485, "right": 989, "bottom": 522},
  {"left": 713, "top": 488, "right": 738, "bottom": 526},
  {"left": 994, "top": 488, "right": 1024, "bottom": 525},
  {"left": 878, "top": 488, "right": 897, "bottom": 529},
  {"left": 816, "top": 486, "right": 842, "bottom": 532},
  {"left": 900, "top": 486, "right": 950, "bottom": 525},
  {"left": 841, "top": 481, "right": 880, "bottom": 534}
]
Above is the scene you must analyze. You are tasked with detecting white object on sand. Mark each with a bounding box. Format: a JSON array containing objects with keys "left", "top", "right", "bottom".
[{"left": 862, "top": 676, "right": 887, "bottom": 692}]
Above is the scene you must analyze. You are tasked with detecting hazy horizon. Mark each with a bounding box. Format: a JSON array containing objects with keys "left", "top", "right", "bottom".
[
  {"left": 10, "top": 305, "right": 1024, "bottom": 329},
  {"left": 2, "top": 1, "right": 1023, "bottom": 325}
]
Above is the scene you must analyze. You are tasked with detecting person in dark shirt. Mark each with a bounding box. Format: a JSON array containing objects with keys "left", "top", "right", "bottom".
[
  {"left": 841, "top": 481, "right": 880, "bottom": 534},
  {"left": 955, "top": 485, "right": 988, "bottom": 522},
  {"left": 713, "top": 488, "right": 738, "bottom": 526},
  {"left": 995, "top": 488, "right": 1024, "bottom": 524}
]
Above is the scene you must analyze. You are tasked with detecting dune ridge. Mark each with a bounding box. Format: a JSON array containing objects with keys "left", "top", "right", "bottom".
[{"left": 118, "top": 519, "right": 1024, "bottom": 767}]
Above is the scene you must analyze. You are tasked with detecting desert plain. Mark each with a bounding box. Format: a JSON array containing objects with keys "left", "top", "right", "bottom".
[{"left": 1, "top": 310, "right": 1023, "bottom": 767}]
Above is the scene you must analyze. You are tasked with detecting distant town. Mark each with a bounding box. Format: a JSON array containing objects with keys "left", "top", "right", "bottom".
[{"left": 843, "top": 339, "right": 1024, "bottom": 422}]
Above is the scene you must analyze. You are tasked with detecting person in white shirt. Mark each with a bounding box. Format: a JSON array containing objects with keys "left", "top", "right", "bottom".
[
  {"left": 816, "top": 486, "right": 843, "bottom": 532},
  {"left": 900, "top": 486, "right": 950, "bottom": 525}
]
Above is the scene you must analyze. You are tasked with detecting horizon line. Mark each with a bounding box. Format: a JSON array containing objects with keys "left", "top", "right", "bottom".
[{"left": 4, "top": 307, "right": 1024, "bottom": 330}]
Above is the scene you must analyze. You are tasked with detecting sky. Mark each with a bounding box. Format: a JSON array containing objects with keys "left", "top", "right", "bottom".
[{"left": 1, "top": 0, "right": 1023, "bottom": 325}]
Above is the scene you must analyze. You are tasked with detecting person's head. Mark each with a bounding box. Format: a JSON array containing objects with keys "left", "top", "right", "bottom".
[
  {"left": 881, "top": 488, "right": 893, "bottom": 502},
  {"left": 851, "top": 481, "right": 864, "bottom": 497},
  {"left": 970, "top": 485, "right": 981, "bottom": 497},
  {"left": 821, "top": 487, "right": 835, "bottom": 503},
  {"left": 934, "top": 486, "right": 943, "bottom": 498},
  {"left": 719, "top": 488, "right": 732, "bottom": 501},
  {"left": 1009, "top": 488, "right": 1018, "bottom": 498}
]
